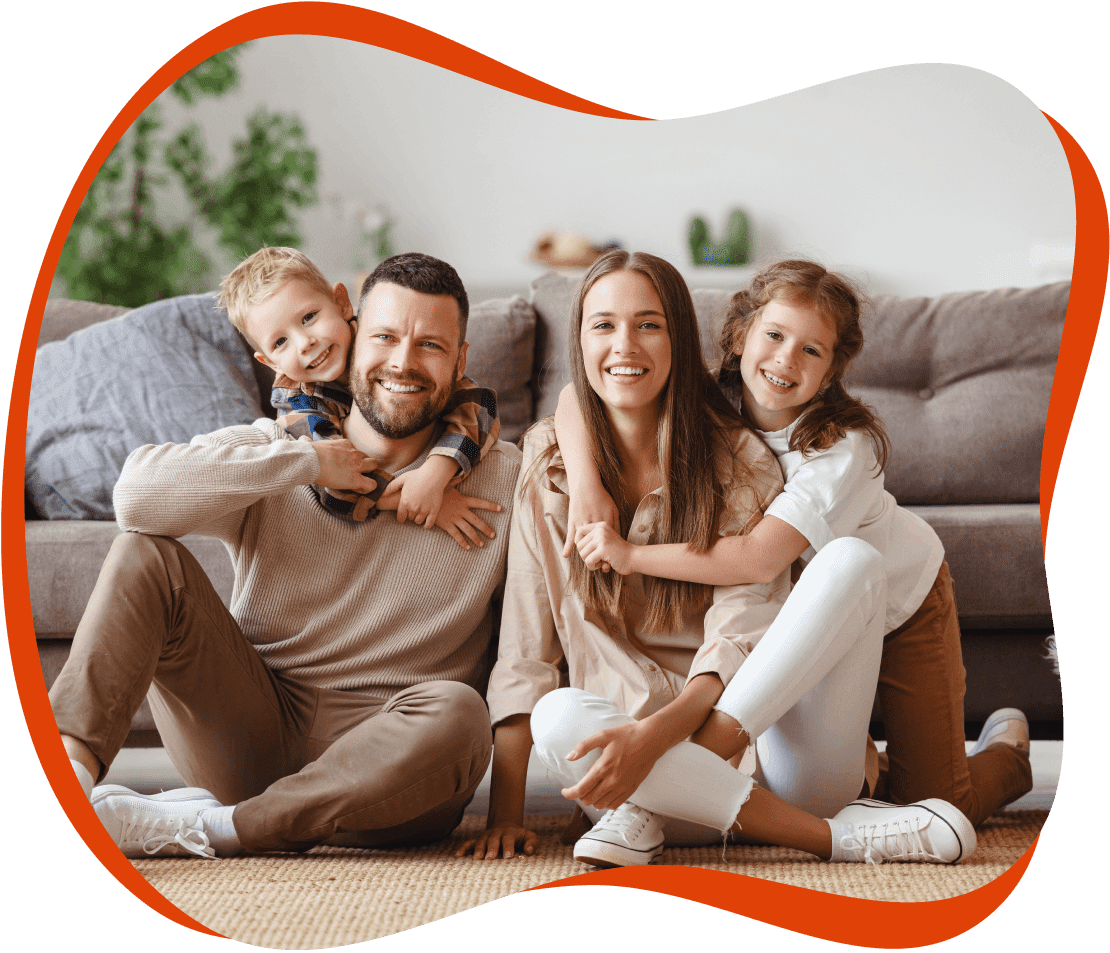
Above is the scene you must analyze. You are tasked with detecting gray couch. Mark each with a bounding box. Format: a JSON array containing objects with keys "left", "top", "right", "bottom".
[{"left": 23, "top": 274, "right": 1066, "bottom": 746}]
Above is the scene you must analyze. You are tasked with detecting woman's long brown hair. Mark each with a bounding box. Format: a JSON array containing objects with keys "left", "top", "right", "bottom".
[{"left": 535, "top": 250, "right": 758, "bottom": 634}]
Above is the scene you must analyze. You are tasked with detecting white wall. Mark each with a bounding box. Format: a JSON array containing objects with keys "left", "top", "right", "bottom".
[{"left": 144, "top": 38, "right": 1074, "bottom": 299}]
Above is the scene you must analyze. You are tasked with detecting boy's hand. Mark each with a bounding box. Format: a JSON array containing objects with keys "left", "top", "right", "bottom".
[
  {"left": 576, "top": 522, "right": 637, "bottom": 575},
  {"left": 312, "top": 439, "right": 378, "bottom": 494},
  {"left": 386, "top": 455, "right": 459, "bottom": 529},
  {"left": 434, "top": 488, "right": 502, "bottom": 551},
  {"left": 562, "top": 481, "right": 620, "bottom": 569}
]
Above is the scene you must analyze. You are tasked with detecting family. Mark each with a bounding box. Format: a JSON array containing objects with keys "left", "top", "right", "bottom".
[{"left": 49, "top": 246, "right": 1032, "bottom": 868}]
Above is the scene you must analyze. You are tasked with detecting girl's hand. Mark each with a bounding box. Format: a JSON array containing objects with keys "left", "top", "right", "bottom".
[
  {"left": 456, "top": 822, "right": 539, "bottom": 860},
  {"left": 433, "top": 487, "right": 502, "bottom": 551},
  {"left": 562, "top": 481, "right": 620, "bottom": 566},
  {"left": 560, "top": 721, "right": 663, "bottom": 811},
  {"left": 576, "top": 522, "right": 637, "bottom": 575}
]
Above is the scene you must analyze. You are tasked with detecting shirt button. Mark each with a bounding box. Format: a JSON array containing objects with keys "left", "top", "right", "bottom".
[
  {"left": 918, "top": 387, "right": 934, "bottom": 400},
  {"left": 647, "top": 664, "right": 656, "bottom": 672},
  {"left": 637, "top": 525, "right": 647, "bottom": 533}
]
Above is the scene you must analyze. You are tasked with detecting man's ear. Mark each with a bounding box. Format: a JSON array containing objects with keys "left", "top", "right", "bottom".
[
  {"left": 456, "top": 340, "right": 468, "bottom": 380},
  {"left": 333, "top": 282, "right": 354, "bottom": 320}
]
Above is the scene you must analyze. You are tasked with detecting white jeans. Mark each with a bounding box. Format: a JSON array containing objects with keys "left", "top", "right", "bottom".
[{"left": 530, "top": 537, "right": 887, "bottom": 844}]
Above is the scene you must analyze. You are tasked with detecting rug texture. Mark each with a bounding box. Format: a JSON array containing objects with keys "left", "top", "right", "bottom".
[{"left": 132, "top": 809, "right": 1046, "bottom": 949}]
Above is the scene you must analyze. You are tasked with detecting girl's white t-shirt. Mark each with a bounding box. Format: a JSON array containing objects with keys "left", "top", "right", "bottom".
[{"left": 759, "top": 422, "right": 944, "bottom": 632}]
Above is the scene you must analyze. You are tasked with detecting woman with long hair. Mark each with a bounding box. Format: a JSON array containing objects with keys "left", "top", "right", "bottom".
[{"left": 459, "top": 250, "right": 975, "bottom": 867}]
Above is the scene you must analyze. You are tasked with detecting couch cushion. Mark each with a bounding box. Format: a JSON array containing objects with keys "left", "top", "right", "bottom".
[
  {"left": 26, "top": 294, "right": 263, "bottom": 519},
  {"left": 850, "top": 283, "right": 1068, "bottom": 504},
  {"left": 908, "top": 503, "right": 1049, "bottom": 628},
  {"left": 461, "top": 295, "right": 536, "bottom": 443},
  {"left": 529, "top": 272, "right": 577, "bottom": 420},
  {"left": 36, "top": 299, "right": 131, "bottom": 346},
  {"left": 24, "top": 521, "right": 235, "bottom": 634}
]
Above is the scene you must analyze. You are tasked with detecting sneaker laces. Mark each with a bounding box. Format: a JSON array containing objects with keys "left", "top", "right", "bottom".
[
  {"left": 119, "top": 810, "right": 216, "bottom": 859},
  {"left": 592, "top": 803, "right": 650, "bottom": 838},
  {"left": 840, "top": 816, "right": 940, "bottom": 865}
]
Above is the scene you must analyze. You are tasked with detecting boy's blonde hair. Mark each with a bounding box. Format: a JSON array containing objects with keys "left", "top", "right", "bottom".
[{"left": 217, "top": 247, "right": 333, "bottom": 346}]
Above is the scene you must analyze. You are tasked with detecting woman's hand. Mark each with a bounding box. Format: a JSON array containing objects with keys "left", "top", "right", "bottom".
[
  {"left": 560, "top": 721, "right": 664, "bottom": 811},
  {"left": 456, "top": 822, "right": 539, "bottom": 860},
  {"left": 575, "top": 522, "right": 637, "bottom": 574}
]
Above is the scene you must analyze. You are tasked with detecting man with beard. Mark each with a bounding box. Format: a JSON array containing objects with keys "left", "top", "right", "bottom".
[{"left": 50, "top": 254, "right": 522, "bottom": 858}]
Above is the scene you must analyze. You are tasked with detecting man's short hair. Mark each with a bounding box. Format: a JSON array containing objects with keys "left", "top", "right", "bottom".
[
  {"left": 359, "top": 253, "right": 469, "bottom": 345},
  {"left": 217, "top": 247, "right": 332, "bottom": 345}
]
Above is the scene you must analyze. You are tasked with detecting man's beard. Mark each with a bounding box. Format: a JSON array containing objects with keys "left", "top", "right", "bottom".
[{"left": 350, "top": 363, "right": 459, "bottom": 440}]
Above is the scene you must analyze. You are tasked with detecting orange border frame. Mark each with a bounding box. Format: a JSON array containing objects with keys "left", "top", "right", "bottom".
[{"left": 4, "top": 3, "right": 1106, "bottom": 946}]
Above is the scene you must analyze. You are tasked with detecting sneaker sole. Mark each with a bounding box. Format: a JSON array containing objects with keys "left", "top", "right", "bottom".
[
  {"left": 843, "top": 798, "right": 977, "bottom": 863},
  {"left": 573, "top": 837, "right": 665, "bottom": 869},
  {"left": 969, "top": 708, "right": 1029, "bottom": 758},
  {"left": 90, "top": 785, "right": 219, "bottom": 807}
]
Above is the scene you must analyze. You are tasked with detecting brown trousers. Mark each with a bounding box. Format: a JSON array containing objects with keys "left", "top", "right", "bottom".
[
  {"left": 49, "top": 533, "right": 492, "bottom": 853},
  {"left": 874, "top": 561, "right": 1033, "bottom": 826}
]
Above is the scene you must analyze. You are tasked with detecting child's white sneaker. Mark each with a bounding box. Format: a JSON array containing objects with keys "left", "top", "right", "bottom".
[
  {"left": 573, "top": 803, "right": 665, "bottom": 868},
  {"left": 970, "top": 707, "right": 1030, "bottom": 757},
  {"left": 830, "top": 798, "right": 976, "bottom": 864},
  {"left": 91, "top": 784, "right": 222, "bottom": 859}
]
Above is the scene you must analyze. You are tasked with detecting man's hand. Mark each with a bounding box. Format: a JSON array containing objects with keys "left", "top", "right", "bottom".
[
  {"left": 560, "top": 721, "right": 663, "bottom": 811},
  {"left": 312, "top": 439, "right": 378, "bottom": 494},
  {"left": 575, "top": 522, "right": 638, "bottom": 574},
  {"left": 434, "top": 487, "right": 502, "bottom": 551},
  {"left": 385, "top": 455, "right": 459, "bottom": 529},
  {"left": 456, "top": 822, "right": 539, "bottom": 860},
  {"left": 562, "top": 480, "right": 620, "bottom": 571}
]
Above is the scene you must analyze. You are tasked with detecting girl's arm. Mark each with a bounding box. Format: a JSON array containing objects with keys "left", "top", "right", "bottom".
[
  {"left": 576, "top": 514, "right": 810, "bottom": 586},
  {"left": 455, "top": 714, "right": 539, "bottom": 859},
  {"left": 554, "top": 384, "right": 620, "bottom": 558},
  {"left": 560, "top": 673, "right": 725, "bottom": 810}
]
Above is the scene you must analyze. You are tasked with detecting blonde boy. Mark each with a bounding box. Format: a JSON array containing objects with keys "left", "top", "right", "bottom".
[{"left": 218, "top": 247, "right": 500, "bottom": 543}]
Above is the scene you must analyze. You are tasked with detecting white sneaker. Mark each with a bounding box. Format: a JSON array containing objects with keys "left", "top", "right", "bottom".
[
  {"left": 970, "top": 708, "right": 1030, "bottom": 757},
  {"left": 573, "top": 803, "right": 665, "bottom": 868},
  {"left": 832, "top": 798, "right": 976, "bottom": 864},
  {"left": 91, "top": 784, "right": 222, "bottom": 859}
]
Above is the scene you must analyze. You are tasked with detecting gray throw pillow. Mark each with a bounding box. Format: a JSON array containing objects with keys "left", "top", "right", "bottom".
[
  {"left": 463, "top": 295, "right": 537, "bottom": 444},
  {"left": 26, "top": 293, "right": 263, "bottom": 519}
]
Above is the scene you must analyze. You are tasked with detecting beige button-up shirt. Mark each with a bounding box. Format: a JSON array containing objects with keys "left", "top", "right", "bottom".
[{"left": 488, "top": 418, "right": 788, "bottom": 726}]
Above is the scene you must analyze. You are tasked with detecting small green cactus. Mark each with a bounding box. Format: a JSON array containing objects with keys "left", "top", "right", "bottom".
[{"left": 687, "top": 209, "right": 752, "bottom": 266}]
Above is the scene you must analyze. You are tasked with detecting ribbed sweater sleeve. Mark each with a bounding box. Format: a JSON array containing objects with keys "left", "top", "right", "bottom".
[{"left": 114, "top": 420, "right": 320, "bottom": 541}]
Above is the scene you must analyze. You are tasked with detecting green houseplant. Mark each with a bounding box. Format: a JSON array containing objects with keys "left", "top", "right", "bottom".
[{"left": 56, "top": 46, "right": 318, "bottom": 308}]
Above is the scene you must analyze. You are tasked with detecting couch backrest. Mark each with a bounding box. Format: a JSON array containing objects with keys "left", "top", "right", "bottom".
[{"left": 530, "top": 273, "right": 1068, "bottom": 505}]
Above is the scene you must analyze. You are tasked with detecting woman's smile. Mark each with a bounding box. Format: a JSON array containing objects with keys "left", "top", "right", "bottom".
[{"left": 580, "top": 270, "right": 672, "bottom": 416}]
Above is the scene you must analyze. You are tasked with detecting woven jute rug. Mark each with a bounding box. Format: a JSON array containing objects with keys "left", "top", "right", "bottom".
[{"left": 132, "top": 809, "right": 1046, "bottom": 949}]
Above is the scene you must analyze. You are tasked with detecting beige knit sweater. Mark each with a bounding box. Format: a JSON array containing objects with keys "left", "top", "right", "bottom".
[{"left": 113, "top": 420, "right": 522, "bottom": 698}]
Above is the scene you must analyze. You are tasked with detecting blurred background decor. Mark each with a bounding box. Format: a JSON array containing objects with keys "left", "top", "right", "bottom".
[
  {"left": 54, "top": 45, "right": 319, "bottom": 308},
  {"left": 529, "top": 229, "right": 622, "bottom": 269},
  {"left": 688, "top": 209, "right": 752, "bottom": 266}
]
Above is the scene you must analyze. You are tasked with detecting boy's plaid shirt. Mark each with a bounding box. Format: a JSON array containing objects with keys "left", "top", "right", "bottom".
[{"left": 271, "top": 375, "right": 500, "bottom": 522}]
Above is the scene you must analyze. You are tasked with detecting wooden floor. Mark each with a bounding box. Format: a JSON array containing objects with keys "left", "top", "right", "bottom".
[{"left": 105, "top": 739, "right": 1062, "bottom": 814}]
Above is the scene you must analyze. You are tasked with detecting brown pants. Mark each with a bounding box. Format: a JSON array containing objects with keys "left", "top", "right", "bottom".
[
  {"left": 49, "top": 533, "right": 492, "bottom": 853},
  {"left": 875, "top": 561, "right": 1033, "bottom": 826}
]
